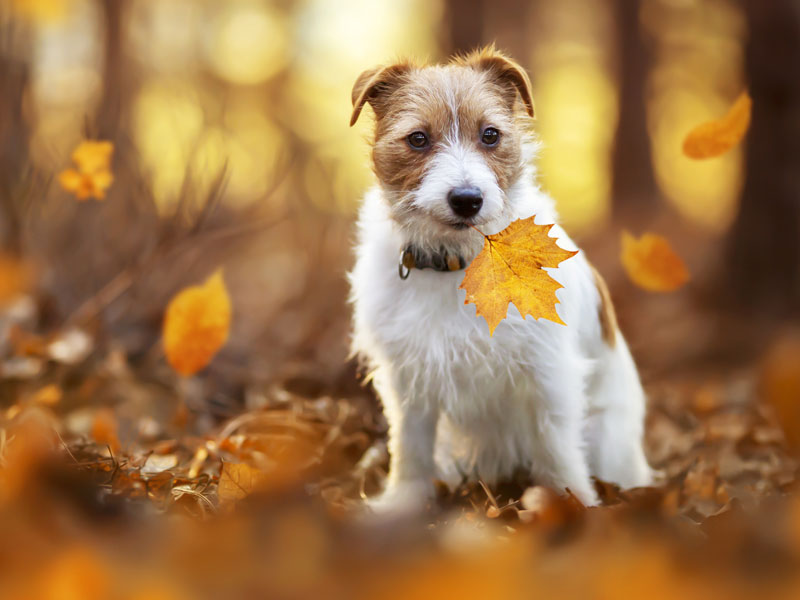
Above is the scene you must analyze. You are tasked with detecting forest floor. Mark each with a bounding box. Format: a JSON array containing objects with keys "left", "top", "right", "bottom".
[{"left": 2, "top": 284, "right": 800, "bottom": 599}]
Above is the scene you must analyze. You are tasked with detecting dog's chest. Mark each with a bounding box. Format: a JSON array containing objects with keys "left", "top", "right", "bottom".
[{"left": 370, "top": 268, "right": 540, "bottom": 411}]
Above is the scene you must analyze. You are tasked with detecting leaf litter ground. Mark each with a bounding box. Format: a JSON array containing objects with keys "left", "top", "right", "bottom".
[{"left": 2, "top": 300, "right": 800, "bottom": 599}]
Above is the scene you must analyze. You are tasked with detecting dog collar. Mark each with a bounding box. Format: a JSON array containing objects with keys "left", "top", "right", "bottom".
[{"left": 398, "top": 246, "right": 466, "bottom": 279}]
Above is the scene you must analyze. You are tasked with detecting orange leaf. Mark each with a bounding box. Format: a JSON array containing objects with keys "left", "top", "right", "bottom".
[
  {"left": 218, "top": 461, "right": 264, "bottom": 505},
  {"left": 459, "top": 217, "right": 578, "bottom": 335},
  {"left": 59, "top": 140, "right": 114, "bottom": 201},
  {"left": 620, "top": 231, "right": 689, "bottom": 292},
  {"left": 31, "top": 384, "right": 62, "bottom": 406},
  {"left": 682, "top": 91, "right": 752, "bottom": 159},
  {"left": 163, "top": 270, "right": 232, "bottom": 376},
  {"left": 71, "top": 140, "right": 114, "bottom": 173},
  {"left": 91, "top": 407, "right": 120, "bottom": 453}
]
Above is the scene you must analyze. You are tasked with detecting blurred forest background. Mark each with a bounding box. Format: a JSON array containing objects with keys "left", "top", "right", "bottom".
[
  {"left": 2, "top": 1, "right": 800, "bottom": 598},
  {"left": 2, "top": 0, "right": 798, "bottom": 395}
]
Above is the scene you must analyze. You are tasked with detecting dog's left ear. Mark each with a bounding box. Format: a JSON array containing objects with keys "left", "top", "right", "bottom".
[
  {"left": 462, "top": 47, "right": 535, "bottom": 118},
  {"left": 350, "top": 63, "right": 411, "bottom": 127}
]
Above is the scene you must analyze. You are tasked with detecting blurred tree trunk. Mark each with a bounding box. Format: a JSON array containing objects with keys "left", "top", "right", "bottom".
[
  {"left": 725, "top": 0, "right": 800, "bottom": 314},
  {"left": 95, "top": 0, "right": 127, "bottom": 138},
  {"left": 610, "top": 0, "right": 659, "bottom": 221},
  {"left": 0, "top": 25, "right": 31, "bottom": 254},
  {"left": 444, "top": 0, "right": 485, "bottom": 55}
]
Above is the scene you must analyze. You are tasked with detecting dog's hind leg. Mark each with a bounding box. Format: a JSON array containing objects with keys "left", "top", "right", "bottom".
[{"left": 584, "top": 338, "right": 652, "bottom": 489}]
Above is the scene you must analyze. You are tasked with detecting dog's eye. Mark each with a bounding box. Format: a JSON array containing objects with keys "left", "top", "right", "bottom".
[
  {"left": 481, "top": 127, "right": 500, "bottom": 146},
  {"left": 407, "top": 131, "right": 429, "bottom": 149}
]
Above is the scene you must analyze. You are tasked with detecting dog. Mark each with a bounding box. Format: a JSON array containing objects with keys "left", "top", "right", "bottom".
[{"left": 349, "top": 46, "right": 651, "bottom": 512}]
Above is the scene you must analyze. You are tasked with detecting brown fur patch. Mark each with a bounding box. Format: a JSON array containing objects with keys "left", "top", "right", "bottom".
[{"left": 589, "top": 264, "right": 618, "bottom": 348}]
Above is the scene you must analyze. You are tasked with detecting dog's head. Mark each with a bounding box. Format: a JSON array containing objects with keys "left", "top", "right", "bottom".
[{"left": 351, "top": 46, "right": 535, "bottom": 252}]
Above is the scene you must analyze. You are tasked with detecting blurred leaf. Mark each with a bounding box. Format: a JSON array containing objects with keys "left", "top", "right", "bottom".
[
  {"left": 682, "top": 91, "right": 751, "bottom": 159},
  {"left": 91, "top": 408, "right": 120, "bottom": 454},
  {"left": 460, "top": 217, "right": 578, "bottom": 335},
  {"left": 58, "top": 140, "right": 114, "bottom": 201},
  {"left": 621, "top": 231, "right": 689, "bottom": 292},
  {"left": 218, "top": 461, "right": 263, "bottom": 505},
  {"left": 163, "top": 270, "right": 231, "bottom": 376},
  {"left": 31, "top": 384, "right": 62, "bottom": 406}
]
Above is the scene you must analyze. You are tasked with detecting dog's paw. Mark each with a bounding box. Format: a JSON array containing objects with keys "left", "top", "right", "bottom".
[
  {"left": 568, "top": 483, "right": 600, "bottom": 507},
  {"left": 366, "top": 480, "right": 434, "bottom": 517}
]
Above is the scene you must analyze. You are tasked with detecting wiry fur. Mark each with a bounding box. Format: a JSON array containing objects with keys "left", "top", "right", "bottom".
[{"left": 349, "top": 48, "right": 651, "bottom": 511}]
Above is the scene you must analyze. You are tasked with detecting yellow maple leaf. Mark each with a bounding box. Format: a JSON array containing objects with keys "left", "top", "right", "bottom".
[
  {"left": 459, "top": 217, "right": 578, "bottom": 335},
  {"left": 58, "top": 140, "right": 114, "bottom": 201},
  {"left": 163, "top": 270, "right": 232, "bottom": 376},
  {"left": 682, "top": 91, "right": 752, "bottom": 159},
  {"left": 218, "top": 461, "right": 264, "bottom": 505},
  {"left": 620, "top": 231, "right": 689, "bottom": 292}
]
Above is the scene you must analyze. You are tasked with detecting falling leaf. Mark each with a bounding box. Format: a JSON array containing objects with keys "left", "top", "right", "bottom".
[
  {"left": 58, "top": 140, "right": 114, "bottom": 201},
  {"left": 682, "top": 91, "right": 752, "bottom": 159},
  {"left": 163, "top": 270, "right": 232, "bottom": 376},
  {"left": 459, "top": 217, "right": 577, "bottom": 335},
  {"left": 620, "top": 231, "right": 689, "bottom": 292},
  {"left": 218, "top": 461, "right": 264, "bottom": 505}
]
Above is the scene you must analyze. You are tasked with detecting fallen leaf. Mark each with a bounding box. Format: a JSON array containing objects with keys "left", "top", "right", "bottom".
[
  {"left": 163, "top": 269, "right": 232, "bottom": 376},
  {"left": 58, "top": 140, "right": 114, "bottom": 201},
  {"left": 218, "top": 461, "right": 264, "bottom": 505},
  {"left": 620, "top": 231, "right": 689, "bottom": 292},
  {"left": 31, "top": 384, "right": 62, "bottom": 406},
  {"left": 460, "top": 217, "right": 578, "bottom": 335},
  {"left": 683, "top": 91, "right": 751, "bottom": 159},
  {"left": 91, "top": 407, "right": 121, "bottom": 453}
]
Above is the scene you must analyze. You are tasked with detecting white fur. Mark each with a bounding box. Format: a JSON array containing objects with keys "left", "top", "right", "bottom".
[{"left": 349, "top": 139, "right": 651, "bottom": 513}]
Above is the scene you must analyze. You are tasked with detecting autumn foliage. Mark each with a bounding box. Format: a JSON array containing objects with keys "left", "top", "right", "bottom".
[
  {"left": 163, "top": 270, "right": 232, "bottom": 377},
  {"left": 460, "top": 217, "right": 577, "bottom": 334},
  {"left": 2, "top": 3, "right": 800, "bottom": 599},
  {"left": 683, "top": 91, "right": 752, "bottom": 160}
]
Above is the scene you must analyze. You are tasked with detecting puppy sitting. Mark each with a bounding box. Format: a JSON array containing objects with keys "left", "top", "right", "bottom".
[{"left": 349, "top": 47, "right": 651, "bottom": 512}]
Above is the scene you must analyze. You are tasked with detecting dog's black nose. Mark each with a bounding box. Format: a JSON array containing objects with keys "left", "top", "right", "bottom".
[{"left": 447, "top": 186, "right": 483, "bottom": 219}]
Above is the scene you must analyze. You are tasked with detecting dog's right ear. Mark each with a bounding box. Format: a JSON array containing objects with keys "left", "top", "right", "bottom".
[{"left": 350, "top": 64, "right": 410, "bottom": 127}]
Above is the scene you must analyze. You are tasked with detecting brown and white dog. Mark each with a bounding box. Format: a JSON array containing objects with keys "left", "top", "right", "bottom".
[{"left": 349, "top": 47, "right": 651, "bottom": 513}]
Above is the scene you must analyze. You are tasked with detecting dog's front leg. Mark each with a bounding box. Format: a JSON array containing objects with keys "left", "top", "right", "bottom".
[{"left": 369, "top": 369, "right": 439, "bottom": 514}]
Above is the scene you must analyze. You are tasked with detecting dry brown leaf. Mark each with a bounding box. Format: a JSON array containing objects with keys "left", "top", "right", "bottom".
[
  {"left": 91, "top": 407, "right": 121, "bottom": 453},
  {"left": 682, "top": 91, "right": 751, "bottom": 159},
  {"left": 163, "top": 269, "right": 231, "bottom": 376},
  {"left": 620, "top": 231, "right": 689, "bottom": 292},
  {"left": 218, "top": 461, "right": 264, "bottom": 505},
  {"left": 460, "top": 217, "right": 578, "bottom": 335},
  {"left": 31, "top": 384, "right": 62, "bottom": 406}
]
